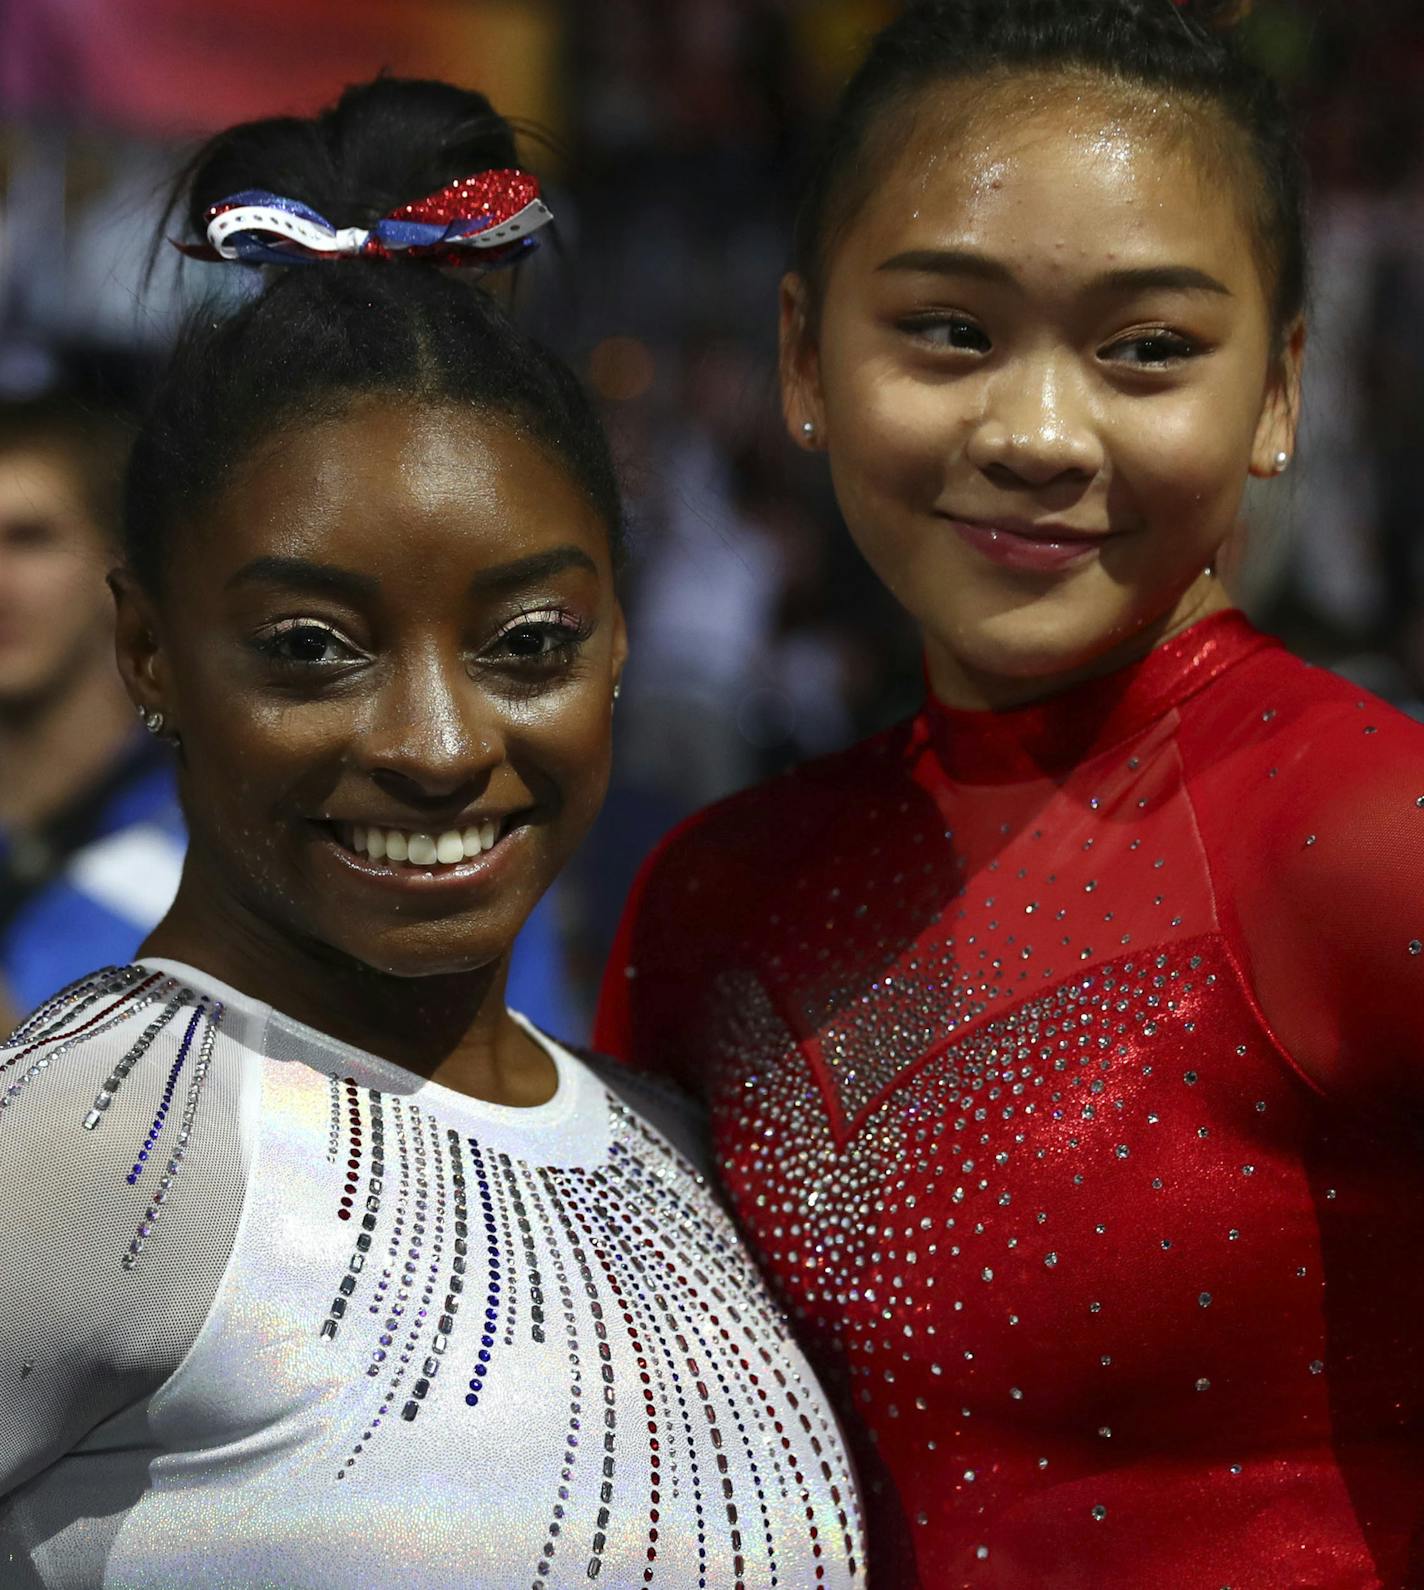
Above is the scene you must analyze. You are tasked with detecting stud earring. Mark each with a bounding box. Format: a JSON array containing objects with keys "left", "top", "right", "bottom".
[
  {"left": 801, "top": 420, "right": 817, "bottom": 442},
  {"left": 1273, "top": 450, "right": 1291, "bottom": 474},
  {"left": 142, "top": 708, "right": 166, "bottom": 737},
  {"left": 613, "top": 682, "right": 622, "bottom": 703}
]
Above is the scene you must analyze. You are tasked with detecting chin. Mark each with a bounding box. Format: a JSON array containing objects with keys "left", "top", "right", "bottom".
[
  {"left": 326, "top": 927, "right": 510, "bottom": 983},
  {"left": 943, "top": 605, "right": 1122, "bottom": 686}
]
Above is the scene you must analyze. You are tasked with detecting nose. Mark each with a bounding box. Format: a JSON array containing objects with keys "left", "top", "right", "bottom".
[
  {"left": 362, "top": 649, "right": 501, "bottom": 805},
  {"left": 965, "top": 358, "right": 1104, "bottom": 488}
]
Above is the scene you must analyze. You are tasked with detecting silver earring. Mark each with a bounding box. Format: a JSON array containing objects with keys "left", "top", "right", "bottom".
[
  {"left": 801, "top": 420, "right": 817, "bottom": 442},
  {"left": 612, "top": 682, "right": 622, "bottom": 703},
  {"left": 142, "top": 708, "right": 166, "bottom": 737},
  {"left": 1273, "top": 451, "right": 1290, "bottom": 474}
]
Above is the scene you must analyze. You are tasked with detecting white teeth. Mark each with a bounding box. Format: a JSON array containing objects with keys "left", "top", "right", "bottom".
[
  {"left": 407, "top": 833, "right": 438, "bottom": 866},
  {"left": 344, "top": 822, "right": 505, "bottom": 867}
]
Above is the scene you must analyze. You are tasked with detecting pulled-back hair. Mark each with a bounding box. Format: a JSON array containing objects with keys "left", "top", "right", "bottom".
[
  {"left": 125, "top": 77, "right": 621, "bottom": 594},
  {"left": 793, "top": 0, "right": 1306, "bottom": 341}
]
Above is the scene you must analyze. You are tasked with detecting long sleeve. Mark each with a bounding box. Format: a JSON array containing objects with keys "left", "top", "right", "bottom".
[
  {"left": 1185, "top": 677, "right": 1424, "bottom": 1099},
  {"left": 0, "top": 974, "right": 242, "bottom": 1505}
]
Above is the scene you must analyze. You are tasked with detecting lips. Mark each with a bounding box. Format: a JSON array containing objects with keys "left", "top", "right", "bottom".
[
  {"left": 944, "top": 515, "right": 1120, "bottom": 574},
  {"left": 310, "top": 813, "right": 527, "bottom": 886}
]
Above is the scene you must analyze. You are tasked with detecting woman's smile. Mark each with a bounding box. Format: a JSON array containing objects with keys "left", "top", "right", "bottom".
[
  {"left": 132, "top": 397, "right": 626, "bottom": 983},
  {"left": 941, "top": 513, "right": 1131, "bottom": 574},
  {"left": 309, "top": 812, "right": 533, "bottom": 894}
]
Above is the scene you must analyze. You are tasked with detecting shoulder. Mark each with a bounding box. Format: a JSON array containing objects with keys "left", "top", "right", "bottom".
[
  {"left": 0, "top": 965, "right": 245, "bottom": 1231},
  {"left": 595, "top": 721, "right": 915, "bottom": 1063},
  {"left": 1179, "top": 645, "right": 1424, "bottom": 1094},
  {"left": 0, "top": 966, "right": 247, "bottom": 1494},
  {"left": 635, "top": 721, "right": 912, "bottom": 921},
  {"left": 1180, "top": 642, "right": 1424, "bottom": 865},
  {"left": 575, "top": 1045, "right": 713, "bottom": 1179}
]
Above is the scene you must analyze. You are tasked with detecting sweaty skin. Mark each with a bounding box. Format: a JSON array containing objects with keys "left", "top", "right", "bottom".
[
  {"left": 116, "top": 400, "right": 626, "bottom": 1104},
  {"left": 782, "top": 82, "right": 1302, "bottom": 710}
]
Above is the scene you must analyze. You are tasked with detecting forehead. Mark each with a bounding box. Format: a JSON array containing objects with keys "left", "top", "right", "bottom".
[
  {"left": 199, "top": 399, "right": 606, "bottom": 581},
  {"left": 837, "top": 76, "right": 1260, "bottom": 295},
  {"left": 0, "top": 448, "right": 91, "bottom": 524}
]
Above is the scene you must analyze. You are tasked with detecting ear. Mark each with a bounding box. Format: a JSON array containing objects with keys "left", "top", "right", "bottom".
[
  {"left": 109, "top": 568, "right": 171, "bottom": 721},
  {"left": 779, "top": 272, "right": 826, "bottom": 452},
  {"left": 1248, "top": 316, "right": 1306, "bottom": 478}
]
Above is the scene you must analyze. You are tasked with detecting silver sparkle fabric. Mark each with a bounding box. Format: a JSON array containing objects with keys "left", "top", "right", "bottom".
[{"left": 0, "top": 960, "right": 864, "bottom": 1588}]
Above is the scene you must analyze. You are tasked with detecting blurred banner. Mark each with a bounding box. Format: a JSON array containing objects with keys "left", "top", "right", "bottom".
[{"left": 0, "top": 0, "right": 561, "bottom": 135}]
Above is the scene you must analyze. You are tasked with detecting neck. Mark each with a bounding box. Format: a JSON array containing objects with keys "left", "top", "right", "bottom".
[
  {"left": 0, "top": 655, "right": 136, "bottom": 829},
  {"left": 141, "top": 855, "right": 555, "bottom": 1107},
  {"left": 925, "top": 576, "right": 1233, "bottom": 712}
]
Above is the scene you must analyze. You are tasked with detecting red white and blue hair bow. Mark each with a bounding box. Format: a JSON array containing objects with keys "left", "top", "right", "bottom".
[{"left": 176, "top": 170, "right": 553, "bottom": 269}]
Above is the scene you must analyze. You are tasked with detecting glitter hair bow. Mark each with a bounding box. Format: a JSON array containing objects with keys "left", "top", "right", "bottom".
[{"left": 176, "top": 170, "right": 553, "bottom": 269}]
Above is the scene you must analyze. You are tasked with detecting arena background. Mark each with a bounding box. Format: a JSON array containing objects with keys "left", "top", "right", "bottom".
[{"left": 2, "top": 0, "right": 1420, "bottom": 1032}]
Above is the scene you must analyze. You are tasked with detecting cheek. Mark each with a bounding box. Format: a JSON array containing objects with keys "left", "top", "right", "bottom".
[
  {"left": 516, "top": 691, "right": 614, "bottom": 818},
  {"left": 1115, "top": 390, "right": 1254, "bottom": 508},
  {"left": 824, "top": 369, "right": 964, "bottom": 579}
]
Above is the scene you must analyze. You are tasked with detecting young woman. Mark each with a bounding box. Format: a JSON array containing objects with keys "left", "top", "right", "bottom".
[
  {"left": 597, "top": 3, "right": 1424, "bottom": 1585},
  {"left": 0, "top": 79, "right": 864, "bottom": 1590}
]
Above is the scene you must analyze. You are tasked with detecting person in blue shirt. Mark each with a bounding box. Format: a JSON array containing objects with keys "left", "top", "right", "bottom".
[{"left": 0, "top": 394, "right": 185, "bottom": 1026}]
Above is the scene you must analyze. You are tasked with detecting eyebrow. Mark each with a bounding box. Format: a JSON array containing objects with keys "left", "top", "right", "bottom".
[
  {"left": 877, "top": 249, "right": 1232, "bottom": 298},
  {"left": 469, "top": 545, "right": 600, "bottom": 595},
  {"left": 224, "top": 545, "right": 601, "bottom": 602},
  {"left": 225, "top": 556, "right": 379, "bottom": 600}
]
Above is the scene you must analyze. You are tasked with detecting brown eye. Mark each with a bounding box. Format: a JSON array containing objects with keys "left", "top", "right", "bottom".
[
  {"left": 503, "top": 623, "right": 563, "bottom": 659},
  {"left": 901, "top": 316, "right": 992, "bottom": 354},
  {"left": 486, "top": 611, "right": 594, "bottom": 671},
  {"left": 256, "top": 621, "right": 361, "bottom": 667},
  {"left": 1104, "top": 332, "right": 1199, "bottom": 367}
]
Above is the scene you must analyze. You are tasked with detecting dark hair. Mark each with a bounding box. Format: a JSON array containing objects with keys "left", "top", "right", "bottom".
[
  {"left": 125, "top": 77, "right": 621, "bottom": 594},
  {"left": 793, "top": 0, "right": 1306, "bottom": 341}
]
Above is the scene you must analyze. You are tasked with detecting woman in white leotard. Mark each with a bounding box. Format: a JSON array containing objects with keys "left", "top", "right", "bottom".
[{"left": 0, "top": 77, "right": 863, "bottom": 1590}]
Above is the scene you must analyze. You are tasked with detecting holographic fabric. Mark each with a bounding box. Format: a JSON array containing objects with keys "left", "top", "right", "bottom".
[
  {"left": 597, "top": 611, "right": 1424, "bottom": 1589},
  {"left": 0, "top": 960, "right": 863, "bottom": 1588}
]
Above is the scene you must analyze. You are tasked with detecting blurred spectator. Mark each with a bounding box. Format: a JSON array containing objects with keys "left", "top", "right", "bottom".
[{"left": 0, "top": 393, "right": 183, "bottom": 1025}]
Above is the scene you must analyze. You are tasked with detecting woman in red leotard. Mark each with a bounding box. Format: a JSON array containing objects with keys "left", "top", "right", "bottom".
[{"left": 597, "top": 2, "right": 1424, "bottom": 1585}]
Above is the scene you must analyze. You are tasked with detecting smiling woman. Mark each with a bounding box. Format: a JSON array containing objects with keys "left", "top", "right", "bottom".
[
  {"left": 0, "top": 78, "right": 864, "bottom": 1589},
  {"left": 598, "top": 3, "right": 1424, "bottom": 1587}
]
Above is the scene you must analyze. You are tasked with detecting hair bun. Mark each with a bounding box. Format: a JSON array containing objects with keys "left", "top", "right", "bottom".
[
  {"left": 177, "top": 77, "right": 525, "bottom": 246},
  {"left": 1177, "top": 0, "right": 1254, "bottom": 32}
]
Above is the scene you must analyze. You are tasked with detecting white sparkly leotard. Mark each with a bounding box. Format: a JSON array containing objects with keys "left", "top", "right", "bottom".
[{"left": 0, "top": 960, "right": 864, "bottom": 1589}]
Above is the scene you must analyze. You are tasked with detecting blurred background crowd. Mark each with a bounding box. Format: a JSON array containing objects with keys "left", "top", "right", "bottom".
[{"left": 1, "top": 0, "right": 1420, "bottom": 1039}]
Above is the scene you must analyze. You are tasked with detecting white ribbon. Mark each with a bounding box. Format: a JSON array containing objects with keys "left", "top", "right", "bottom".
[{"left": 206, "top": 197, "right": 554, "bottom": 261}]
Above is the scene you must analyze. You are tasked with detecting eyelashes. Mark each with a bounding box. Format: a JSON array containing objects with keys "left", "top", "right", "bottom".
[
  {"left": 487, "top": 607, "right": 594, "bottom": 667},
  {"left": 249, "top": 607, "right": 596, "bottom": 681},
  {"left": 254, "top": 619, "right": 362, "bottom": 668},
  {"left": 895, "top": 314, "right": 1207, "bottom": 370}
]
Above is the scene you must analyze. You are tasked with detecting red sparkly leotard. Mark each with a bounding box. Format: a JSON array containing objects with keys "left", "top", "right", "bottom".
[{"left": 596, "top": 612, "right": 1424, "bottom": 1589}]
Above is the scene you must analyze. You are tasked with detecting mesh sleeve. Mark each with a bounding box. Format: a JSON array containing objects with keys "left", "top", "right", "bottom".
[
  {"left": 1197, "top": 704, "right": 1424, "bottom": 1096},
  {"left": 0, "top": 969, "right": 249, "bottom": 1500}
]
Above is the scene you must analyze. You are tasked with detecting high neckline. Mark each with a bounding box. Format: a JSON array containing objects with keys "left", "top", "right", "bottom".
[{"left": 915, "top": 609, "right": 1272, "bottom": 785}]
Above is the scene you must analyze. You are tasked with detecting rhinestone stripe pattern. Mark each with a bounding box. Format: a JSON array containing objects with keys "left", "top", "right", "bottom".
[
  {"left": 0, "top": 964, "right": 862, "bottom": 1587},
  {"left": 302, "top": 1062, "right": 861, "bottom": 1584},
  {"left": 122, "top": 998, "right": 223, "bottom": 1270}
]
